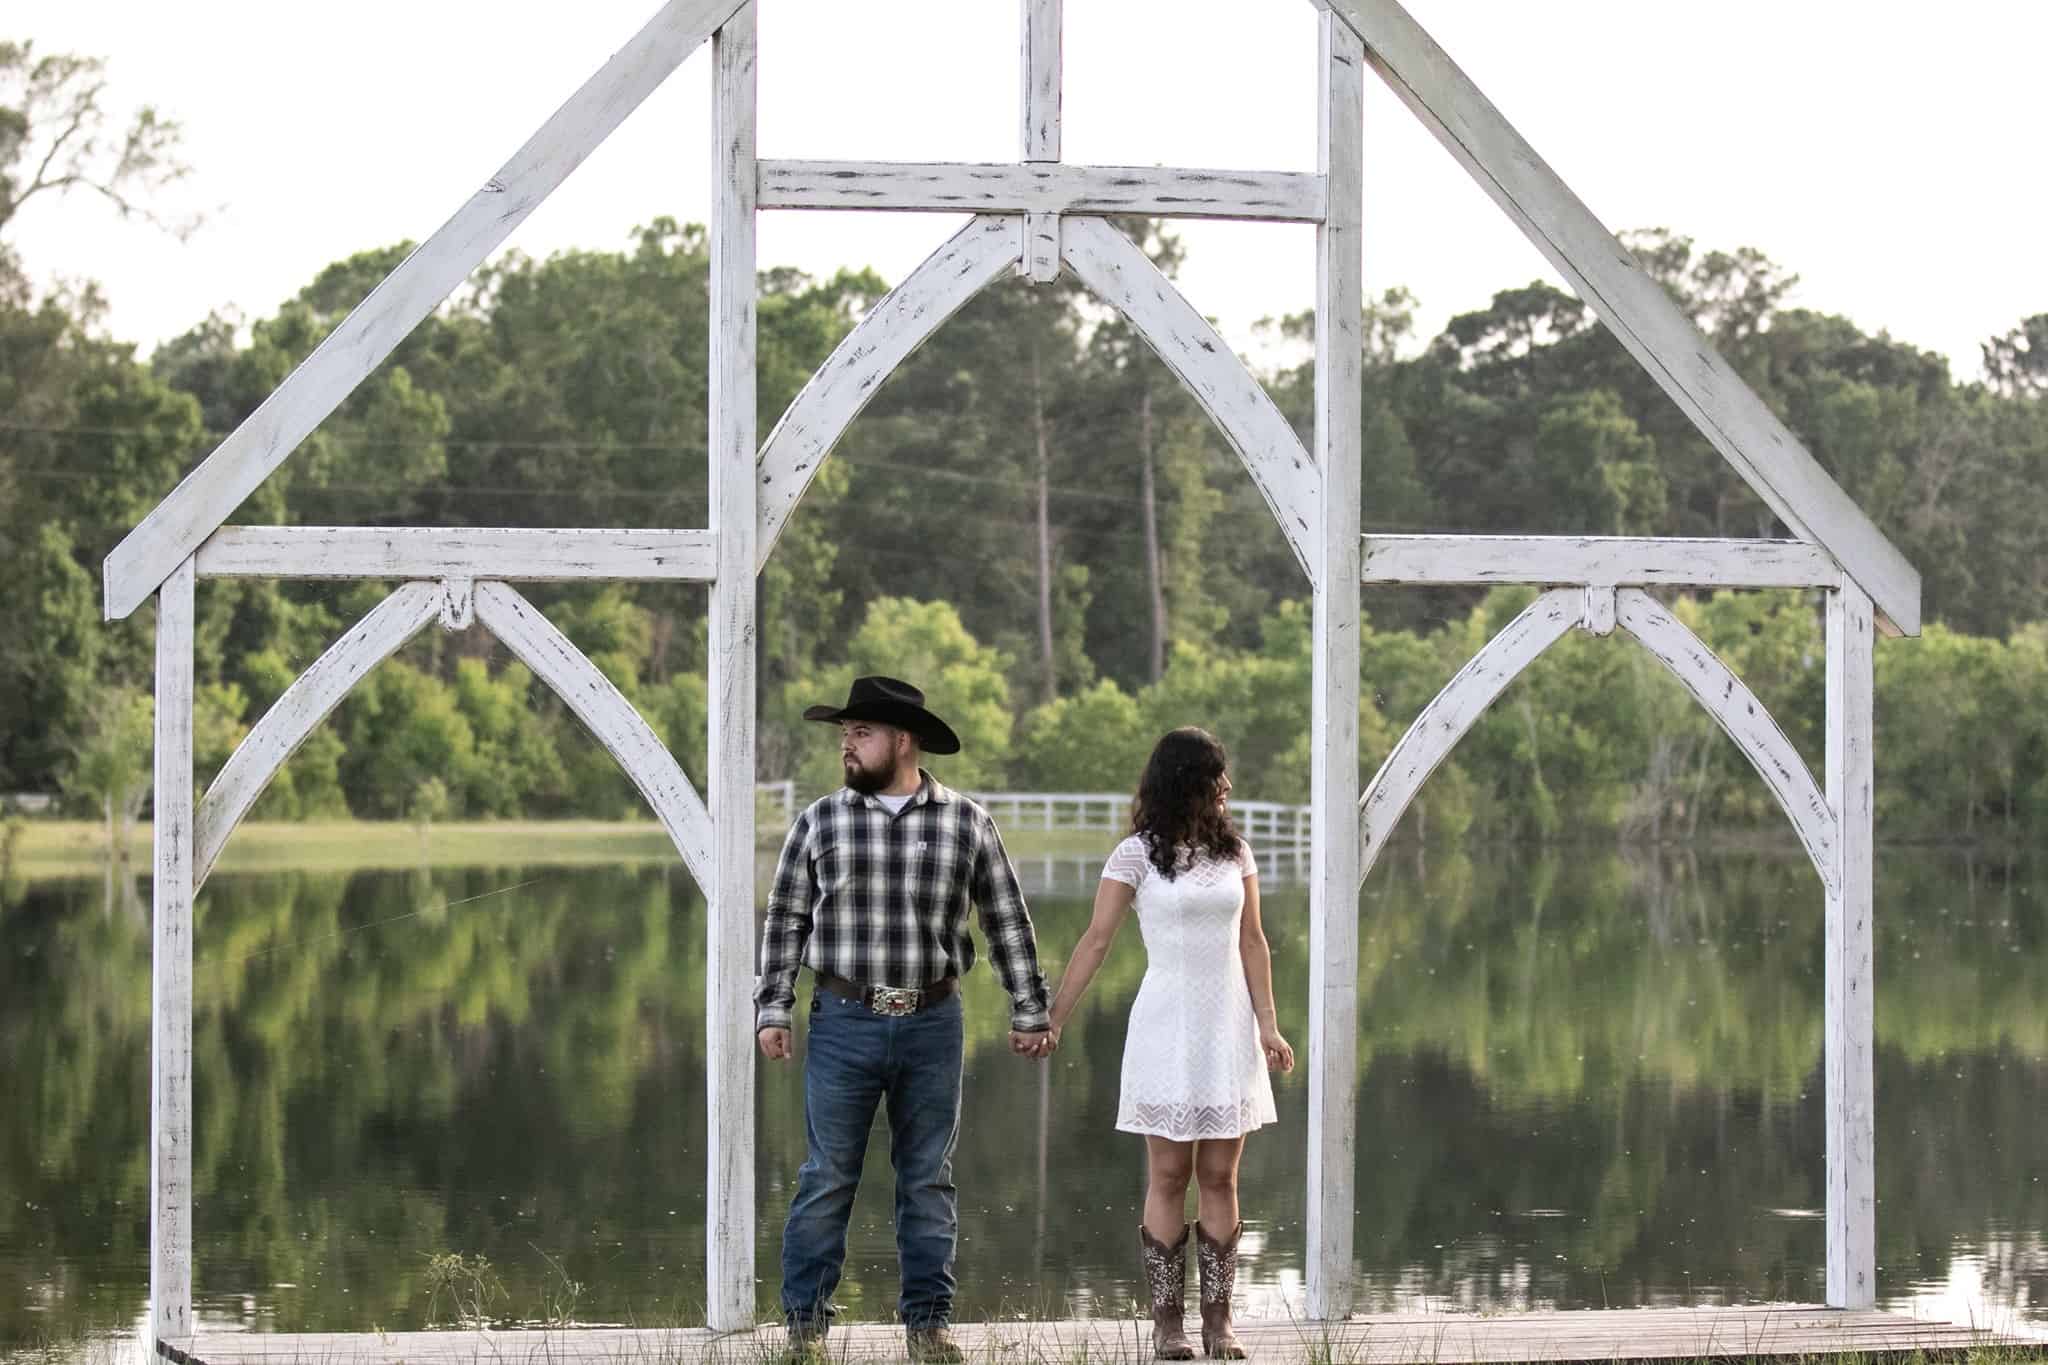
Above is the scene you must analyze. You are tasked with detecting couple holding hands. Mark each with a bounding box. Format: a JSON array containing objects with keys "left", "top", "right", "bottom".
[{"left": 755, "top": 676, "right": 1295, "bottom": 1363}]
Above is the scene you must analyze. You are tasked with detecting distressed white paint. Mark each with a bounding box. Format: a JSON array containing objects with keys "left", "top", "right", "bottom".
[
  {"left": 1021, "top": 0, "right": 1062, "bottom": 162},
  {"left": 756, "top": 215, "right": 1021, "bottom": 567},
  {"left": 194, "top": 582, "right": 442, "bottom": 890},
  {"left": 1062, "top": 216, "right": 1322, "bottom": 584},
  {"left": 1305, "top": 11, "right": 1363, "bottom": 1321},
  {"left": 1023, "top": 211, "right": 1061, "bottom": 284},
  {"left": 706, "top": 4, "right": 759, "bottom": 1333},
  {"left": 1616, "top": 590, "right": 1838, "bottom": 896},
  {"left": 1358, "top": 589, "right": 1578, "bottom": 883},
  {"left": 1825, "top": 584, "right": 1877, "bottom": 1307},
  {"left": 473, "top": 582, "right": 714, "bottom": 889},
  {"left": 758, "top": 160, "right": 1327, "bottom": 222},
  {"left": 1580, "top": 585, "right": 1617, "bottom": 636},
  {"left": 100, "top": 0, "right": 744, "bottom": 621},
  {"left": 1322, "top": 0, "right": 1920, "bottom": 636},
  {"left": 1359, "top": 535, "right": 1844, "bottom": 589},
  {"left": 196, "top": 526, "right": 717, "bottom": 581},
  {"left": 151, "top": 557, "right": 196, "bottom": 1346}
]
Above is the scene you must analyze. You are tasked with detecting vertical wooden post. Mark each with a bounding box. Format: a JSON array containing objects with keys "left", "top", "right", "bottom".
[
  {"left": 1825, "top": 583, "right": 1876, "bottom": 1307},
  {"left": 707, "top": 0, "right": 759, "bottom": 1332},
  {"left": 1307, "top": 8, "right": 1363, "bottom": 1323},
  {"left": 1020, "top": 0, "right": 1061, "bottom": 161},
  {"left": 1020, "top": 0, "right": 1062, "bottom": 282},
  {"left": 151, "top": 555, "right": 196, "bottom": 1345}
]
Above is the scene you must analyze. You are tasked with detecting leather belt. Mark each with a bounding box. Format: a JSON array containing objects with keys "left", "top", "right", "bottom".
[{"left": 815, "top": 972, "right": 959, "bottom": 1017}]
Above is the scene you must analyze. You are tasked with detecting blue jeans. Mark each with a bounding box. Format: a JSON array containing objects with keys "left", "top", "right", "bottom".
[{"left": 780, "top": 988, "right": 964, "bottom": 1332}]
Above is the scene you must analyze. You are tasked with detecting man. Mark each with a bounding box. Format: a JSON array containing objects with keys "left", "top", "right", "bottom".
[{"left": 756, "top": 675, "right": 1055, "bottom": 1363}]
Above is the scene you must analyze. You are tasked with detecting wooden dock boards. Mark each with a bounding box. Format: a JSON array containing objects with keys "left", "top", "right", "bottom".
[{"left": 168, "top": 1307, "right": 2032, "bottom": 1365}]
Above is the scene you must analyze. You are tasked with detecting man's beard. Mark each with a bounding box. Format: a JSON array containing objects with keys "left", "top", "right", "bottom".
[{"left": 844, "top": 755, "right": 896, "bottom": 795}]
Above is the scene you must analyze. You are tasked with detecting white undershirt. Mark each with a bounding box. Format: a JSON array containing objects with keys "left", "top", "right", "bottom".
[{"left": 874, "top": 791, "right": 914, "bottom": 815}]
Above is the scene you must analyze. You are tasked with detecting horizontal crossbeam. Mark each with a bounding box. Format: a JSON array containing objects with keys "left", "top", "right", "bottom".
[
  {"left": 758, "top": 159, "right": 1326, "bottom": 222},
  {"left": 1359, "top": 535, "right": 1843, "bottom": 589},
  {"left": 195, "top": 527, "right": 717, "bottom": 581}
]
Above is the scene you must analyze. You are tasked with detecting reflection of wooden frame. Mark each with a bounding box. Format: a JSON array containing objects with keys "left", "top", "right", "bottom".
[{"left": 114, "top": 0, "right": 1910, "bottom": 1342}]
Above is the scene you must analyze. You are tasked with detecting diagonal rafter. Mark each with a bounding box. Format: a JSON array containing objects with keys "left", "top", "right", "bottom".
[
  {"left": 101, "top": 0, "right": 745, "bottom": 622},
  {"left": 1321, "top": 0, "right": 1921, "bottom": 635}
]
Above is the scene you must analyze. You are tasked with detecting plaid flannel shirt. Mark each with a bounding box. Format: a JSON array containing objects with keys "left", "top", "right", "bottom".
[{"left": 753, "top": 772, "right": 1050, "bottom": 1034}]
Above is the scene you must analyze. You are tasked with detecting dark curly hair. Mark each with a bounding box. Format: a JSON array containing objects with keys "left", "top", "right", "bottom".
[{"left": 1130, "top": 727, "right": 1241, "bottom": 881}]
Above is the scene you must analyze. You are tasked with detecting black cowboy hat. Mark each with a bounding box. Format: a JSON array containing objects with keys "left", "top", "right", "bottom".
[{"left": 803, "top": 675, "right": 962, "bottom": 755}]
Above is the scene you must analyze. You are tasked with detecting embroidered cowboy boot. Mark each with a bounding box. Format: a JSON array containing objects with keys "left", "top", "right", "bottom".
[
  {"left": 1196, "top": 1221, "right": 1246, "bottom": 1359},
  {"left": 1138, "top": 1224, "right": 1196, "bottom": 1360}
]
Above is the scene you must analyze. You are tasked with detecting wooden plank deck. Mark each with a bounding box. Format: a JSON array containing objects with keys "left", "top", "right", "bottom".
[{"left": 167, "top": 1308, "right": 2034, "bottom": 1365}]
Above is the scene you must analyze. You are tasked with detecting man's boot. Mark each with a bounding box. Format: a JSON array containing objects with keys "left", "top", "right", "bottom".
[
  {"left": 1196, "top": 1221, "right": 1246, "bottom": 1359},
  {"left": 905, "top": 1326, "right": 963, "bottom": 1364},
  {"left": 1139, "top": 1224, "right": 1196, "bottom": 1360}
]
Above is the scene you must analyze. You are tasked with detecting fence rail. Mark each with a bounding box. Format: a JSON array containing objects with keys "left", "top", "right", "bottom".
[{"left": 757, "top": 783, "right": 1312, "bottom": 850}]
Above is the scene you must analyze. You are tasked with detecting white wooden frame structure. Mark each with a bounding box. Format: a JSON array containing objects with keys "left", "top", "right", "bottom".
[{"left": 106, "top": 0, "right": 1911, "bottom": 1346}]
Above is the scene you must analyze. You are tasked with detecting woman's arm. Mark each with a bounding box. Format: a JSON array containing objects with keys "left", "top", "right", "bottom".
[
  {"left": 1047, "top": 878, "right": 1134, "bottom": 1036},
  {"left": 1239, "top": 874, "right": 1295, "bottom": 1072}
]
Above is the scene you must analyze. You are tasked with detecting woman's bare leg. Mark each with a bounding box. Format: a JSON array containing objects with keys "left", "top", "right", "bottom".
[
  {"left": 1143, "top": 1136, "right": 1196, "bottom": 1243},
  {"left": 1193, "top": 1136, "right": 1245, "bottom": 1239}
]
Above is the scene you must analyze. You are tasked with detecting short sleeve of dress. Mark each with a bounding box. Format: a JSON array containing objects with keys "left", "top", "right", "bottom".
[
  {"left": 1102, "top": 835, "right": 1151, "bottom": 888},
  {"left": 1238, "top": 839, "right": 1259, "bottom": 879}
]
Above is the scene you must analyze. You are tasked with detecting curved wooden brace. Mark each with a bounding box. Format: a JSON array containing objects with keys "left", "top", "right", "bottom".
[
  {"left": 194, "top": 581, "right": 443, "bottom": 890},
  {"left": 1616, "top": 588, "right": 1838, "bottom": 895},
  {"left": 1357, "top": 589, "right": 1578, "bottom": 885},
  {"left": 1061, "top": 216, "right": 1322, "bottom": 584},
  {"left": 473, "top": 581, "right": 714, "bottom": 889},
  {"left": 756, "top": 214, "right": 1022, "bottom": 569}
]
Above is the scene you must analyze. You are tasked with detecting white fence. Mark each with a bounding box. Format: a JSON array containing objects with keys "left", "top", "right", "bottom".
[{"left": 759, "top": 783, "right": 1312, "bottom": 851}]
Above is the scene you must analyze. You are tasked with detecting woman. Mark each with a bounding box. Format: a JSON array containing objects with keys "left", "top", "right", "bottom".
[{"left": 1047, "top": 728, "right": 1294, "bottom": 1360}]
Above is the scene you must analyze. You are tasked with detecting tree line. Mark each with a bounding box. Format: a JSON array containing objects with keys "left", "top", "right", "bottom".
[{"left": 4, "top": 40, "right": 2047, "bottom": 845}]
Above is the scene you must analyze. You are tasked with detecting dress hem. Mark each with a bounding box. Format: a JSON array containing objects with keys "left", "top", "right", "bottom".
[{"left": 1114, "top": 1118, "right": 1277, "bottom": 1141}]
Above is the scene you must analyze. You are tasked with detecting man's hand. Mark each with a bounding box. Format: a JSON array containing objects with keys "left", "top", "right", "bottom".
[
  {"left": 1010, "top": 1029, "right": 1056, "bottom": 1060},
  {"left": 758, "top": 1027, "right": 794, "bottom": 1061}
]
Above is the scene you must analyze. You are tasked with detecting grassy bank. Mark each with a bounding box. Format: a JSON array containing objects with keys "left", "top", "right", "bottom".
[{"left": 8, "top": 818, "right": 1118, "bottom": 877}]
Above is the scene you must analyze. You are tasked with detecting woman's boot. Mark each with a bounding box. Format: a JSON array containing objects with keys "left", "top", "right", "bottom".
[
  {"left": 1196, "top": 1221, "right": 1246, "bottom": 1359},
  {"left": 1138, "top": 1224, "right": 1196, "bottom": 1360}
]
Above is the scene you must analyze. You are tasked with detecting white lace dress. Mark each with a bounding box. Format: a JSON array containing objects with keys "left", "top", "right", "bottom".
[{"left": 1102, "top": 835, "right": 1276, "bottom": 1141}]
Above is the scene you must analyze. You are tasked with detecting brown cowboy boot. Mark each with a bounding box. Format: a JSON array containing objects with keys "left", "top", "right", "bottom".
[
  {"left": 905, "top": 1326, "right": 963, "bottom": 1364},
  {"left": 1138, "top": 1224, "right": 1196, "bottom": 1360},
  {"left": 1196, "top": 1221, "right": 1247, "bottom": 1359}
]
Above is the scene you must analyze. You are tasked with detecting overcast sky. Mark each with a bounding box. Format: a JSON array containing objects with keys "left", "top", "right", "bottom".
[{"left": 9, "top": 0, "right": 2046, "bottom": 380}]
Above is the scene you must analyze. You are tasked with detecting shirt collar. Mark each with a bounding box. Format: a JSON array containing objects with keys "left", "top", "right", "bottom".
[{"left": 840, "top": 768, "right": 952, "bottom": 810}]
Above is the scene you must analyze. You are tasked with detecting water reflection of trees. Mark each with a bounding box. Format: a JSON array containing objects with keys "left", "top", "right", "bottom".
[{"left": 2, "top": 848, "right": 2041, "bottom": 1340}]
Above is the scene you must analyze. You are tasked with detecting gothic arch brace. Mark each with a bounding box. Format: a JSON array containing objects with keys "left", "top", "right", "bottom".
[
  {"left": 191, "top": 580, "right": 715, "bottom": 893},
  {"left": 194, "top": 581, "right": 444, "bottom": 890},
  {"left": 751, "top": 215, "right": 1322, "bottom": 582},
  {"left": 1357, "top": 588, "right": 1840, "bottom": 895}
]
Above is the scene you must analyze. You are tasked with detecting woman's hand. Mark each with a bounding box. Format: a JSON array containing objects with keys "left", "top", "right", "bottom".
[{"left": 1260, "top": 1025, "right": 1294, "bottom": 1073}]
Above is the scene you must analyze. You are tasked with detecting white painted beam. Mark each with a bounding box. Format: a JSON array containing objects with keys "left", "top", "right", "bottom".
[
  {"left": 101, "top": 0, "right": 743, "bottom": 620},
  {"left": 1825, "top": 584, "right": 1877, "bottom": 1306},
  {"left": 473, "top": 582, "right": 714, "bottom": 889},
  {"left": 706, "top": 5, "right": 759, "bottom": 1332},
  {"left": 1358, "top": 589, "right": 1578, "bottom": 883},
  {"left": 1616, "top": 590, "right": 1838, "bottom": 896},
  {"left": 1305, "top": 11, "right": 1363, "bottom": 1322},
  {"left": 757, "top": 215, "right": 1021, "bottom": 568},
  {"left": 1061, "top": 216, "right": 1321, "bottom": 585},
  {"left": 193, "top": 582, "right": 443, "bottom": 890},
  {"left": 1021, "top": 0, "right": 1062, "bottom": 162},
  {"left": 1323, "top": 0, "right": 1920, "bottom": 636},
  {"left": 151, "top": 557, "right": 196, "bottom": 1347},
  {"left": 758, "top": 160, "right": 1327, "bottom": 222},
  {"left": 1359, "top": 535, "right": 1844, "bottom": 589},
  {"left": 195, "top": 527, "right": 718, "bottom": 581}
]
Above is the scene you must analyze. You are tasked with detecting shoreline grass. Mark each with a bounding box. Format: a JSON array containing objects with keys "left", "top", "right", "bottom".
[{"left": 8, "top": 819, "right": 1119, "bottom": 878}]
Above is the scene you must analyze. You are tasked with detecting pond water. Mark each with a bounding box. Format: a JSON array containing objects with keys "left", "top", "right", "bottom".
[{"left": 2, "top": 842, "right": 2043, "bottom": 1343}]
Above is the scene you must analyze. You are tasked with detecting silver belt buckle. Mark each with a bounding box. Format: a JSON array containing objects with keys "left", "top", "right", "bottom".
[{"left": 869, "top": 986, "right": 919, "bottom": 1017}]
